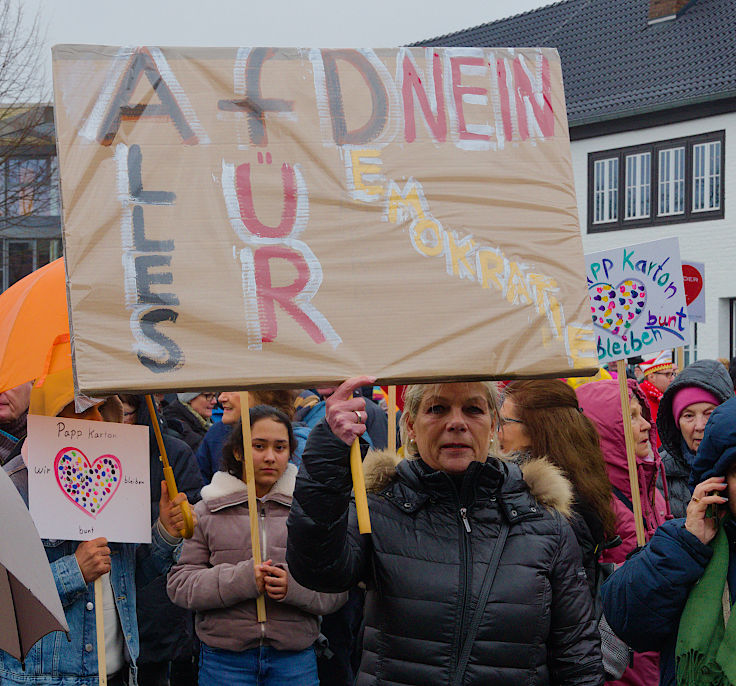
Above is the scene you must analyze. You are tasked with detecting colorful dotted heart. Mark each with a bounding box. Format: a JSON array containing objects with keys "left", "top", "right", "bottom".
[
  {"left": 589, "top": 279, "right": 647, "bottom": 340},
  {"left": 54, "top": 447, "right": 122, "bottom": 517}
]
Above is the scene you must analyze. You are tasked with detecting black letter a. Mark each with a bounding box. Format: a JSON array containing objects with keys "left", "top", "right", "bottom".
[{"left": 97, "top": 48, "right": 198, "bottom": 146}]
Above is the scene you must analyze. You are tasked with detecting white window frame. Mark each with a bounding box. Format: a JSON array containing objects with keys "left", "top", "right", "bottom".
[
  {"left": 593, "top": 157, "right": 618, "bottom": 224},
  {"left": 657, "top": 146, "right": 685, "bottom": 217},
  {"left": 693, "top": 140, "right": 721, "bottom": 212},
  {"left": 625, "top": 152, "right": 651, "bottom": 220}
]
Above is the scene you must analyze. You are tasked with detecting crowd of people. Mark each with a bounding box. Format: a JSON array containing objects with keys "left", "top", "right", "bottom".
[{"left": 3, "top": 351, "right": 736, "bottom": 685}]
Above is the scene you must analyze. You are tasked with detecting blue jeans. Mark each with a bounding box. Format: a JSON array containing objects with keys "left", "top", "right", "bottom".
[{"left": 199, "top": 644, "right": 318, "bottom": 686}]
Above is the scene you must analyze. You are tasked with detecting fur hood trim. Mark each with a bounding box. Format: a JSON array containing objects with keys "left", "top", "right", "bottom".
[
  {"left": 362, "top": 449, "right": 572, "bottom": 517},
  {"left": 201, "top": 463, "right": 298, "bottom": 510},
  {"left": 363, "top": 449, "right": 403, "bottom": 494},
  {"left": 518, "top": 456, "right": 572, "bottom": 518}
]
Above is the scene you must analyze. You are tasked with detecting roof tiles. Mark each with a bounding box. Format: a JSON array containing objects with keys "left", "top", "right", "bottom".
[{"left": 415, "top": 0, "right": 736, "bottom": 125}]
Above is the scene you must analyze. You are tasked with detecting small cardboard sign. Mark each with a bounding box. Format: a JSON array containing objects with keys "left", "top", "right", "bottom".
[
  {"left": 682, "top": 260, "right": 705, "bottom": 323},
  {"left": 585, "top": 237, "right": 689, "bottom": 365},
  {"left": 27, "top": 415, "right": 151, "bottom": 543}
]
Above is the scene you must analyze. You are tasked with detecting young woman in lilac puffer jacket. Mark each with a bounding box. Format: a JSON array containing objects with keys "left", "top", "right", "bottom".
[{"left": 168, "top": 405, "right": 347, "bottom": 686}]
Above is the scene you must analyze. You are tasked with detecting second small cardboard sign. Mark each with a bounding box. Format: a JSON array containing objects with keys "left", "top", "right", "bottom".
[
  {"left": 586, "top": 237, "right": 689, "bottom": 365},
  {"left": 27, "top": 415, "right": 151, "bottom": 543}
]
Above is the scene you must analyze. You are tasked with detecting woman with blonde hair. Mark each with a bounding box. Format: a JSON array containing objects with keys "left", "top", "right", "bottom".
[{"left": 286, "top": 376, "right": 603, "bottom": 685}]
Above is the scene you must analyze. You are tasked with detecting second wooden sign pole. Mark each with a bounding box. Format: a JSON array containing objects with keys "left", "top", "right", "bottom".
[{"left": 239, "top": 391, "right": 267, "bottom": 622}]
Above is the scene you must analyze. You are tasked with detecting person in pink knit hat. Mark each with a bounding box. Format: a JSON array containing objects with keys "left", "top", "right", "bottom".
[{"left": 656, "top": 359, "right": 734, "bottom": 518}]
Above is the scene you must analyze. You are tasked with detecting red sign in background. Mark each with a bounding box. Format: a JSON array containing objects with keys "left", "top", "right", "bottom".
[{"left": 682, "top": 264, "right": 703, "bottom": 306}]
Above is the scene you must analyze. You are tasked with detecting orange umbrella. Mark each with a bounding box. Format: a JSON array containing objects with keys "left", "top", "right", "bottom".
[{"left": 0, "top": 258, "right": 70, "bottom": 393}]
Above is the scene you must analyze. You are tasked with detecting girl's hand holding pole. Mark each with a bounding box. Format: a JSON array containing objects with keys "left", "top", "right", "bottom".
[
  {"left": 262, "top": 564, "right": 288, "bottom": 601},
  {"left": 254, "top": 559, "right": 288, "bottom": 600},
  {"left": 254, "top": 559, "right": 271, "bottom": 594}
]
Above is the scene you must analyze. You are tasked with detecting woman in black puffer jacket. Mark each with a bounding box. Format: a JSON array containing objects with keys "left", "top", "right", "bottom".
[{"left": 286, "top": 377, "right": 603, "bottom": 686}]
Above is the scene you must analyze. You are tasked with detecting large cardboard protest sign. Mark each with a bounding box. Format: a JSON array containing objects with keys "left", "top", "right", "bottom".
[
  {"left": 52, "top": 45, "right": 597, "bottom": 393},
  {"left": 27, "top": 415, "right": 151, "bottom": 543},
  {"left": 586, "top": 238, "right": 689, "bottom": 365}
]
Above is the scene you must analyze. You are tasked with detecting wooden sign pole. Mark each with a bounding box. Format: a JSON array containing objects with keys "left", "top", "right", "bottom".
[
  {"left": 676, "top": 346, "right": 684, "bottom": 373},
  {"left": 351, "top": 439, "right": 371, "bottom": 534},
  {"left": 144, "top": 395, "right": 194, "bottom": 538},
  {"left": 617, "top": 359, "right": 646, "bottom": 547},
  {"left": 94, "top": 578, "right": 107, "bottom": 686},
  {"left": 239, "top": 392, "right": 267, "bottom": 622},
  {"left": 388, "top": 386, "right": 397, "bottom": 454}
]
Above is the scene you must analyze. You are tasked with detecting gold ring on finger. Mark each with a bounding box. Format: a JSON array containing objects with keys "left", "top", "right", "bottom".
[{"left": 692, "top": 496, "right": 701, "bottom": 503}]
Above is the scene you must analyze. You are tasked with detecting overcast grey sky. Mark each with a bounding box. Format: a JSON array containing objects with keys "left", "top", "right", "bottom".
[{"left": 23, "top": 0, "right": 552, "bottom": 96}]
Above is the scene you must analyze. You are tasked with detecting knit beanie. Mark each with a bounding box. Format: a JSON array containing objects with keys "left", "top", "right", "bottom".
[
  {"left": 672, "top": 387, "right": 721, "bottom": 426},
  {"left": 178, "top": 392, "right": 200, "bottom": 404}
]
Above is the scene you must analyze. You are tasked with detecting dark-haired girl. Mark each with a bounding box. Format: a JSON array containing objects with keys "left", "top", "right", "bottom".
[{"left": 168, "top": 405, "right": 347, "bottom": 686}]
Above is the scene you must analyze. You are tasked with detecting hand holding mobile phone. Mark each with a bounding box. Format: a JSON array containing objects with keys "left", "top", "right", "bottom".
[{"left": 686, "top": 477, "right": 728, "bottom": 545}]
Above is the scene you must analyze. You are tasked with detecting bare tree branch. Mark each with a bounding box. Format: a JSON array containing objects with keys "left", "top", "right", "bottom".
[{"left": 0, "top": 0, "right": 54, "bottom": 230}]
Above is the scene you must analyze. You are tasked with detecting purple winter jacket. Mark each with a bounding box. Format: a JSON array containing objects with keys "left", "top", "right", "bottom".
[{"left": 167, "top": 464, "right": 347, "bottom": 652}]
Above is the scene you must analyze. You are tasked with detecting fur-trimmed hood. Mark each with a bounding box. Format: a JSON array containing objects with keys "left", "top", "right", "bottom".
[
  {"left": 362, "top": 449, "right": 572, "bottom": 517},
  {"left": 201, "top": 463, "right": 297, "bottom": 511}
]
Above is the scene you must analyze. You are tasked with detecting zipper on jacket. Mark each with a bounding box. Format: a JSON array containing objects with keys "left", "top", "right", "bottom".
[
  {"left": 451, "top": 495, "right": 473, "bottom": 675},
  {"left": 260, "top": 508, "right": 267, "bottom": 561},
  {"left": 459, "top": 507, "right": 472, "bottom": 533}
]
